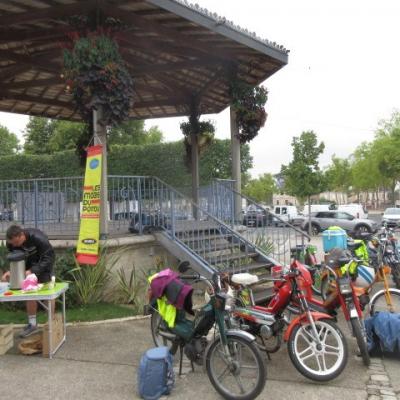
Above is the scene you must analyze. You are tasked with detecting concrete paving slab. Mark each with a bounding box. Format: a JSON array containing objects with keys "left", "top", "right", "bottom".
[{"left": 0, "top": 318, "right": 373, "bottom": 400}]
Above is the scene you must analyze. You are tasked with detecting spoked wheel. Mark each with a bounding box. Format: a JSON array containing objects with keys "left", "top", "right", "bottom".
[
  {"left": 287, "top": 319, "right": 348, "bottom": 381},
  {"left": 205, "top": 335, "right": 266, "bottom": 400},
  {"left": 150, "top": 312, "right": 178, "bottom": 354},
  {"left": 370, "top": 288, "right": 400, "bottom": 316},
  {"left": 390, "top": 264, "right": 400, "bottom": 289},
  {"left": 350, "top": 317, "right": 370, "bottom": 366}
]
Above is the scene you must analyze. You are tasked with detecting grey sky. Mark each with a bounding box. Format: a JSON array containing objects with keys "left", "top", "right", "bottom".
[{"left": 1, "top": 0, "right": 399, "bottom": 176}]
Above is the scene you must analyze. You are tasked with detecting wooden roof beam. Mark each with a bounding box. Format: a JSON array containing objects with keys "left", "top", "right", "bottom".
[
  {"left": 129, "top": 59, "right": 220, "bottom": 75},
  {"left": 0, "top": 1, "right": 97, "bottom": 28},
  {"left": 1, "top": 92, "right": 72, "bottom": 109},
  {"left": 0, "top": 64, "right": 31, "bottom": 82},
  {"left": 0, "top": 49, "right": 60, "bottom": 74},
  {"left": 0, "top": 28, "right": 65, "bottom": 43},
  {"left": 101, "top": 4, "right": 237, "bottom": 63}
]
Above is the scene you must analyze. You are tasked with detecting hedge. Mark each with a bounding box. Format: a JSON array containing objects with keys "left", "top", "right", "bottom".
[{"left": 0, "top": 140, "right": 252, "bottom": 187}]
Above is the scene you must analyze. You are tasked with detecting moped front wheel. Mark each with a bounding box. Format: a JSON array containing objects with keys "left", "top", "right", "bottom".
[
  {"left": 205, "top": 335, "right": 266, "bottom": 400},
  {"left": 350, "top": 317, "right": 370, "bottom": 366},
  {"left": 288, "top": 318, "right": 348, "bottom": 381}
]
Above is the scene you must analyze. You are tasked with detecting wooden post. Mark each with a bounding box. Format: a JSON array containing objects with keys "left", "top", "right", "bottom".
[
  {"left": 189, "top": 101, "right": 200, "bottom": 220},
  {"left": 191, "top": 130, "right": 199, "bottom": 220},
  {"left": 93, "top": 108, "right": 108, "bottom": 238},
  {"left": 230, "top": 107, "right": 241, "bottom": 223}
]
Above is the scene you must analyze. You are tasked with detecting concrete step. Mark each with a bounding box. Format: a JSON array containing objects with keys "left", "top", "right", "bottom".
[{"left": 206, "top": 252, "right": 258, "bottom": 266}]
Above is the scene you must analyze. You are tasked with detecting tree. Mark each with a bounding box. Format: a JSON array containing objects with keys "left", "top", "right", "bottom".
[
  {"left": 23, "top": 117, "right": 55, "bottom": 154},
  {"left": 0, "top": 125, "right": 19, "bottom": 155},
  {"left": 281, "top": 131, "right": 325, "bottom": 235},
  {"left": 243, "top": 173, "right": 276, "bottom": 204},
  {"left": 23, "top": 117, "right": 164, "bottom": 155},
  {"left": 108, "top": 120, "right": 163, "bottom": 146},
  {"left": 372, "top": 112, "right": 400, "bottom": 203},
  {"left": 325, "top": 156, "right": 352, "bottom": 202},
  {"left": 49, "top": 120, "right": 87, "bottom": 152}
]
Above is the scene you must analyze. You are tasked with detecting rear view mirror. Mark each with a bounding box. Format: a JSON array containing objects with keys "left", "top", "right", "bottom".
[{"left": 178, "top": 261, "right": 190, "bottom": 273}]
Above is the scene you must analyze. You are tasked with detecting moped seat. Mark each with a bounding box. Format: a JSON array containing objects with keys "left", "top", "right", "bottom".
[
  {"left": 337, "top": 256, "right": 351, "bottom": 266},
  {"left": 231, "top": 273, "right": 259, "bottom": 286}
]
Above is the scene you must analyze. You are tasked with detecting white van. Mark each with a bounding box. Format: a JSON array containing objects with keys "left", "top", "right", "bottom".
[
  {"left": 274, "top": 205, "right": 299, "bottom": 224},
  {"left": 337, "top": 203, "right": 368, "bottom": 219},
  {"left": 303, "top": 203, "right": 336, "bottom": 216}
]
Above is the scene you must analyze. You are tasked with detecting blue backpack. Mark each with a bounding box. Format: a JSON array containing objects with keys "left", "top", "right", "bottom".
[{"left": 138, "top": 347, "right": 175, "bottom": 400}]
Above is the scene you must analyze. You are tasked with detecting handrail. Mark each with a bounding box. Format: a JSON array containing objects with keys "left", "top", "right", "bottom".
[
  {"left": 150, "top": 175, "right": 282, "bottom": 267},
  {"left": 225, "top": 184, "right": 311, "bottom": 242}
]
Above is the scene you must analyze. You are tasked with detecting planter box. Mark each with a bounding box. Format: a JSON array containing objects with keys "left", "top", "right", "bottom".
[{"left": 0, "top": 325, "right": 14, "bottom": 355}]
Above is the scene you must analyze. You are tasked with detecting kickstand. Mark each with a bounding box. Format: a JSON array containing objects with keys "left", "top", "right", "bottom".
[
  {"left": 179, "top": 345, "right": 184, "bottom": 376},
  {"left": 260, "top": 336, "right": 271, "bottom": 361}
]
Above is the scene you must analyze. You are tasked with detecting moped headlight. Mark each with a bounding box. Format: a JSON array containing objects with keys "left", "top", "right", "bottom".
[{"left": 338, "top": 277, "right": 352, "bottom": 295}]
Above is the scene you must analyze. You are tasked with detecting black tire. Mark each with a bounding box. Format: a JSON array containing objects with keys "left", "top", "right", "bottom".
[
  {"left": 355, "top": 224, "right": 371, "bottom": 234},
  {"left": 369, "top": 288, "right": 400, "bottom": 316},
  {"left": 350, "top": 318, "right": 370, "bottom": 366},
  {"left": 287, "top": 318, "right": 348, "bottom": 382},
  {"left": 205, "top": 335, "right": 266, "bottom": 400},
  {"left": 150, "top": 312, "right": 178, "bottom": 355},
  {"left": 304, "top": 223, "right": 320, "bottom": 236},
  {"left": 390, "top": 263, "right": 400, "bottom": 289}
]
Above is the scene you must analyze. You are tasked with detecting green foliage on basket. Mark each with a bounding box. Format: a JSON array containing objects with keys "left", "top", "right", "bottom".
[
  {"left": 63, "top": 34, "right": 134, "bottom": 126},
  {"left": 180, "top": 117, "right": 216, "bottom": 170},
  {"left": 230, "top": 81, "right": 268, "bottom": 144}
]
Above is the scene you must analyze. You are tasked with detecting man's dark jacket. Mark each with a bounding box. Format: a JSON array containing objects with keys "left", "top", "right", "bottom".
[{"left": 7, "top": 228, "right": 55, "bottom": 277}]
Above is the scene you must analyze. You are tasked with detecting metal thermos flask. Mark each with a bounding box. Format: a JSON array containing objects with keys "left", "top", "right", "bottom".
[{"left": 7, "top": 250, "right": 26, "bottom": 290}]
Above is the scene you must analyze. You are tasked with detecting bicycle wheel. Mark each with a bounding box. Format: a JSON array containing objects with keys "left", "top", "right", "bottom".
[
  {"left": 287, "top": 319, "right": 348, "bottom": 382},
  {"left": 350, "top": 317, "right": 370, "bottom": 366},
  {"left": 369, "top": 288, "right": 400, "bottom": 316},
  {"left": 205, "top": 335, "right": 266, "bottom": 400},
  {"left": 150, "top": 312, "right": 178, "bottom": 354},
  {"left": 390, "top": 263, "right": 400, "bottom": 289}
]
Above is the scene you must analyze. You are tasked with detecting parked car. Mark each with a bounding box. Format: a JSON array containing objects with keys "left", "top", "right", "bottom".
[
  {"left": 337, "top": 203, "right": 368, "bottom": 219},
  {"left": 273, "top": 205, "right": 299, "bottom": 224},
  {"left": 302, "top": 203, "right": 336, "bottom": 216},
  {"left": 113, "top": 211, "right": 136, "bottom": 221},
  {"left": 382, "top": 207, "right": 400, "bottom": 228},
  {"left": 243, "top": 205, "right": 274, "bottom": 227},
  {"left": 0, "top": 210, "right": 13, "bottom": 221},
  {"left": 301, "top": 210, "right": 378, "bottom": 235}
]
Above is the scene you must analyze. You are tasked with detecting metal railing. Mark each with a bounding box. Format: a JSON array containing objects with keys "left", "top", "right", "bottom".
[
  {"left": 142, "top": 176, "right": 278, "bottom": 275},
  {"left": 0, "top": 175, "right": 308, "bottom": 267},
  {"left": 200, "top": 180, "right": 311, "bottom": 265},
  {"left": 0, "top": 175, "right": 278, "bottom": 276}
]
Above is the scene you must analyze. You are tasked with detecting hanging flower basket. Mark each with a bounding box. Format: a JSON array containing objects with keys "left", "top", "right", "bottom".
[
  {"left": 180, "top": 118, "right": 215, "bottom": 169},
  {"left": 63, "top": 33, "right": 134, "bottom": 126},
  {"left": 230, "top": 81, "right": 268, "bottom": 144}
]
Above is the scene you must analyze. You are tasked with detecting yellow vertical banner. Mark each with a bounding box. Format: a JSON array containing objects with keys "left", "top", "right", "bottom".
[{"left": 76, "top": 145, "right": 103, "bottom": 265}]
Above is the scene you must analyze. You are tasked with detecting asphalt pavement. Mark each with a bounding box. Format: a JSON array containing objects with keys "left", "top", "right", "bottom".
[{"left": 1, "top": 316, "right": 398, "bottom": 400}]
